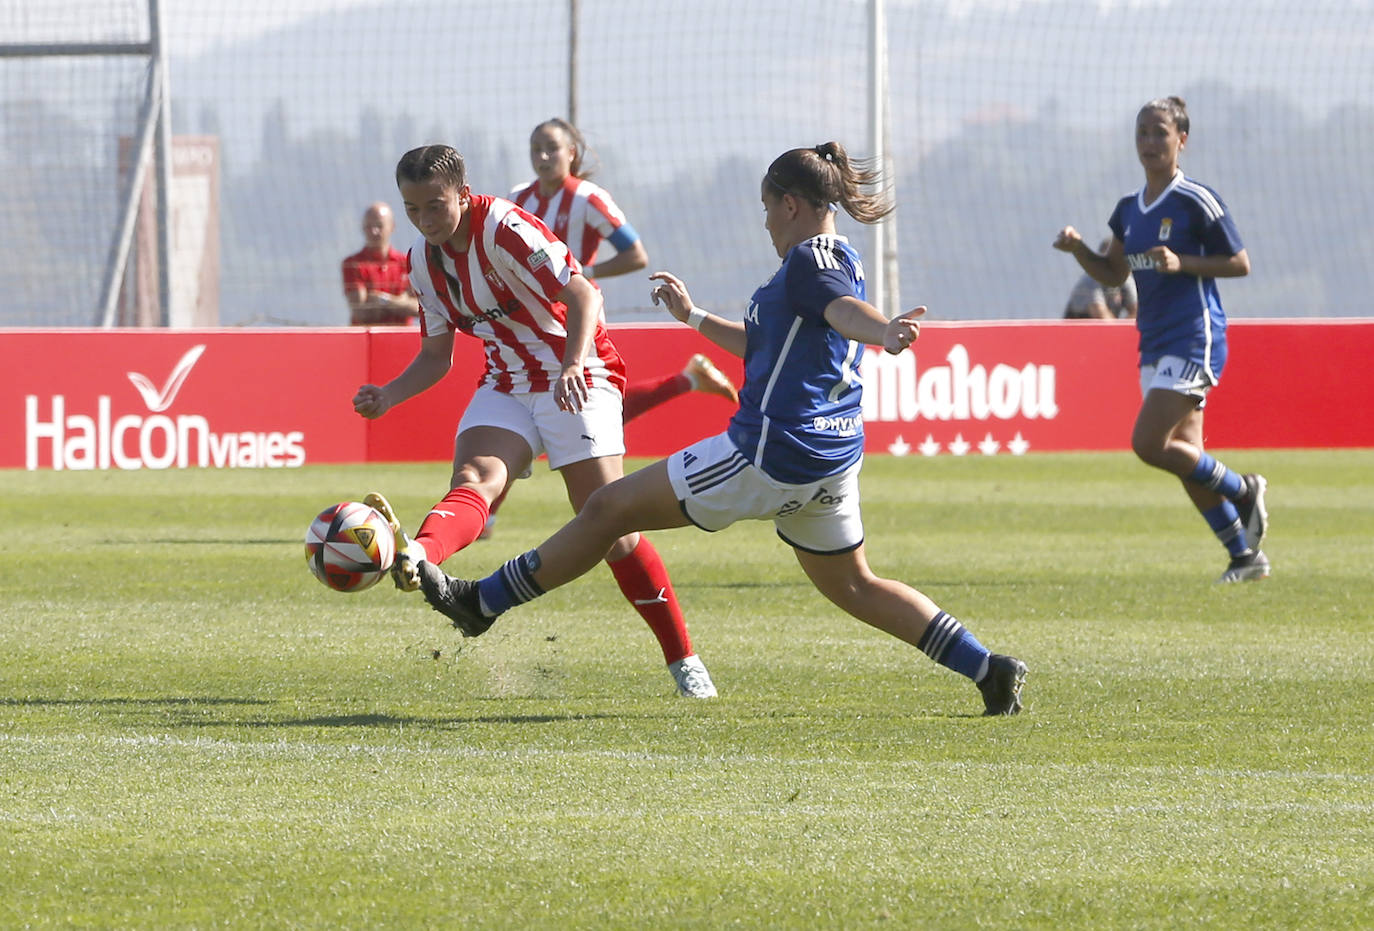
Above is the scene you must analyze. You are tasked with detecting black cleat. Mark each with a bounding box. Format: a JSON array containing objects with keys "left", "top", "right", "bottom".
[
  {"left": 418, "top": 561, "right": 495, "bottom": 637},
  {"left": 1234, "top": 473, "right": 1269, "bottom": 549},
  {"left": 978, "top": 654, "right": 1028, "bottom": 716},
  {"left": 1217, "top": 549, "right": 1271, "bottom": 584}
]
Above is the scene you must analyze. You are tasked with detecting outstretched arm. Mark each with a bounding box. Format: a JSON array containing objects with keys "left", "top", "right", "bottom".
[
  {"left": 823, "top": 297, "right": 925, "bottom": 354},
  {"left": 352, "top": 329, "right": 454, "bottom": 418},
  {"left": 649, "top": 271, "right": 747, "bottom": 358}
]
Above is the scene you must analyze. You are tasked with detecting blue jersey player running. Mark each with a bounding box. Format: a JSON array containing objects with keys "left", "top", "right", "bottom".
[
  {"left": 417, "top": 141, "right": 1028, "bottom": 715},
  {"left": 1054, "top": 96, "right": 1270, "bottom": 583}
]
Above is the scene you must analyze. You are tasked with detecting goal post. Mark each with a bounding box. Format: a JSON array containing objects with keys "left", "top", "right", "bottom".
[
  {"left": 868, "top": 0, "right": 898, "bottom": 319},
  {"left": 0, "top": 0, "right": 172, "bottom": 327}
]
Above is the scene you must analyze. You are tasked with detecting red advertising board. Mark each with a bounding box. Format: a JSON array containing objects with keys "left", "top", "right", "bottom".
[
  {"left": 3, "top": 320, "right": 1371, "bottom": 472},
  {"left": 7, "top": 330, "right": 365, "bottom": 470}
]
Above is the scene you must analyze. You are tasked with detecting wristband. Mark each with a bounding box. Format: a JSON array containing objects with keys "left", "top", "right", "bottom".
[{"left": 687, "top": 307, "right": 708, "bottom": 331}]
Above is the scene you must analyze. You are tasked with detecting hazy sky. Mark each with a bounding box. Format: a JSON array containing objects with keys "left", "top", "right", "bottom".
[{"left": 9, "top": 0, "right": 1181, "bottom": 58}]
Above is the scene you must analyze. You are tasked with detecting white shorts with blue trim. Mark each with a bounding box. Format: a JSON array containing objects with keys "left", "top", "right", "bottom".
[
  {"left": 666, "top": 432, "right": 864, "bottom": 555},
  {"left": 457, "top": 384, "right": 625, "bottom": 470},
  {"left": 1140, "top": 354, "right": 1217, "bottom": 406}
]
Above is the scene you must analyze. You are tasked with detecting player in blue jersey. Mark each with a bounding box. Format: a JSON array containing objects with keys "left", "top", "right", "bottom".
[
  {"left": 1054, "top": 96, "right": 1269, "bottom": 583},
  {"left": 415, "top": 141, "right": 1028, "bottom": 715}
]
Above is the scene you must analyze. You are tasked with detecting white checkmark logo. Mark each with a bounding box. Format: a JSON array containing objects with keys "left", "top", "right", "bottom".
[{"left": 126, "top": 344, "right": 206, "bottom": 412}]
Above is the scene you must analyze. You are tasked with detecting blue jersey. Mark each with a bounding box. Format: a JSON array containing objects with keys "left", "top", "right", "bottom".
[
  {"left": 727, "top": 234, "right": 867, "bottom": 484},
  {"left": 1108, "top": 172, "right": 1244, "bottom": 377}
]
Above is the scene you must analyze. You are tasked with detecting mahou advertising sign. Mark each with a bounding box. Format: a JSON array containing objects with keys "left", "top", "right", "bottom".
[
  {"left": 616, "top": 321, "right": 1144, "bottom": 459},
  {"left": 852, "top": 322, "right": 1139, "bottom": 456}
]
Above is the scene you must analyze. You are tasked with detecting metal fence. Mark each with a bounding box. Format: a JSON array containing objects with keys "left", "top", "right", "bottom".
[{"left": 3, "top": 0, "right": 1372, "bottom": 327}]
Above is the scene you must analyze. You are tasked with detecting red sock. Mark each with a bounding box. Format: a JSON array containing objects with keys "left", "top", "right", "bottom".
[
  {"left": 622, "top": 373, "right": 691, "bottom": 423},
  {"left": 414, "top": 486, "right": 490, "bottom": 565},
  {"left": 607, "top": 536, "right": 693, "bottom": 664}
]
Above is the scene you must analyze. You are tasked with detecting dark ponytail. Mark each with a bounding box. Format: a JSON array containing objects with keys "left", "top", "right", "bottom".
[{"left": 764, "top": 141, "right": 893, "bottom": 224}]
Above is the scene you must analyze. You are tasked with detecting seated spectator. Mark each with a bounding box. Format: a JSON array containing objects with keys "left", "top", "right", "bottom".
[
  {"left": 1064, "top": 238, "right": 1137, "bottom": 319},
  {"left": 342, "top": 202, "right": 420, "bottom": 325}
]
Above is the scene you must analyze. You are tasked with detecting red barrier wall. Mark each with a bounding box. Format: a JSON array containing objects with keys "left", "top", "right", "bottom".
[
  {"left": 8, "top": 330, "right": 364, "bottom": 471},
  {"left": 4, "top": 320, "right": 1371, "bottom": 471}
]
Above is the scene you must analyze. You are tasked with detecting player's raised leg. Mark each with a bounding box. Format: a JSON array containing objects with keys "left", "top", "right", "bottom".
[
  {"left": 682, "top": 354, "right": 738, "bottom": 405},
  {"left": 621, "top": 355, "right": 739, "bottom": 422}
]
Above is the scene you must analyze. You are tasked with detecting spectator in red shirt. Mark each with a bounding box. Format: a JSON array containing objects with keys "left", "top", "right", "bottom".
[{"left": 341, "top": 202, "right": 420, "bottom": 325}]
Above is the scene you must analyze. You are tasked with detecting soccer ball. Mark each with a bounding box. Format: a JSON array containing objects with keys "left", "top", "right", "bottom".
[{"left": 304, "top": 501, "right": 396, "bottom": 593}]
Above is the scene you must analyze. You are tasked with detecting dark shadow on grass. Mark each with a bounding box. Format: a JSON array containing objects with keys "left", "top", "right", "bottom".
[
  {"left": 0, "top": 696, "right": 272, "bottom": 707},
  {"left": 144, "top": 538, "right": 290, "bottom": 546},
  {"left": 214, "top": 712, "right": 625, "bottom": 729},
  {"left": 3, "top": 696, "right": 1008, "bottom": 724},
  {"left": 3, "top": 696, "right": 632, "bottom": 730},
  {"left": 686, "top": 580, "right": 810, "bottom": 590},
  {"left": 687, "top": 579, "right": 1035, "bottom": 592}
]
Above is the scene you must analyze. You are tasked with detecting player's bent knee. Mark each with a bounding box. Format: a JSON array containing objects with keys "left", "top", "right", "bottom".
[
  {"left": 808, "top": 570, "right": 867, "bottom": 614},
  {"left": 1130, "top": 432, "right": 1167, "bottom": 467},
  {"left": 603, "top": 531, "right": 640, "bottom": 562},
  {"left": 450, "top": 464, "right": 505, "bottom": 499},
  {"left": 577, "top": 483, "right": 636, "bottom": 533}
]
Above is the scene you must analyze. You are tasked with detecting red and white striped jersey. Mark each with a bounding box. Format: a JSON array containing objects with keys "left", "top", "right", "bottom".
[
  {"left": 508, "top": 175, "right": 628, "bottom": 268},
  {"left": 406, "top": 195, "right": 626, "bottom": 395}
]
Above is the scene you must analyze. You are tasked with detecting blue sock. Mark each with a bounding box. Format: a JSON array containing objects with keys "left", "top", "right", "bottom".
[
  {"left": 476, "top": 550, "right": 544, "bottom": 617},
  {"left": 917, "top": 611, "right": 991, "bottom": 682},
  {"left": 1189, "top": 453, "right": 1245, "bottom": 499},
  {"left": 1202, "top": 502, "right": 1251, "bottom": 557}
]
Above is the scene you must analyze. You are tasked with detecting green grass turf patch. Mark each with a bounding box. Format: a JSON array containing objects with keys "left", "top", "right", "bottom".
[{"left": 2, "top": 451, "right": 1371, "bottom": 928}]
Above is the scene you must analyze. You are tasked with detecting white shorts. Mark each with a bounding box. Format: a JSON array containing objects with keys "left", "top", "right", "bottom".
[
  {"left": 666, "top": 432, "right": 864, "bottom": 555},
  {"left": 1140, "top": 354, "right": 1216, "bottom": 405},
  {"left": 457, "top": 384, "right": 626, "bottom": 470}
]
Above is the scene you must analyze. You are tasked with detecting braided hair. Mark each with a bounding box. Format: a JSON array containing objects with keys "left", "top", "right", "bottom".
[{"left": 395, "top": 144, "right": 467, "bottom": 189}]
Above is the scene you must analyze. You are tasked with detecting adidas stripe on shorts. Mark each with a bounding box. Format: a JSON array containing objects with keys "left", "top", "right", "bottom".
[{"left": 666, "top": 432, "right": 863, "bottom": 555}]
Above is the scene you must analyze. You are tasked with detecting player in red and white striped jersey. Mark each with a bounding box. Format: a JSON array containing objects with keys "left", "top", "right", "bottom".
[
  {"left": 478, "top": 120, "right": 737, "bottom": 538},
  {"left": 406, "top": 191, "right": 626, "bottom": 395},
  {"left": 352, "top": 143, "right": 716, "bottom": 698},
  {"left": 510, "top": 120, "right": 643, "bottom": 276}
]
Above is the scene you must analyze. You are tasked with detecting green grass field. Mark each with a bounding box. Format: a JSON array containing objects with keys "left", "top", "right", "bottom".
[{"left": 3, "top": 451, "right": 1372, "bottom": 929}]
